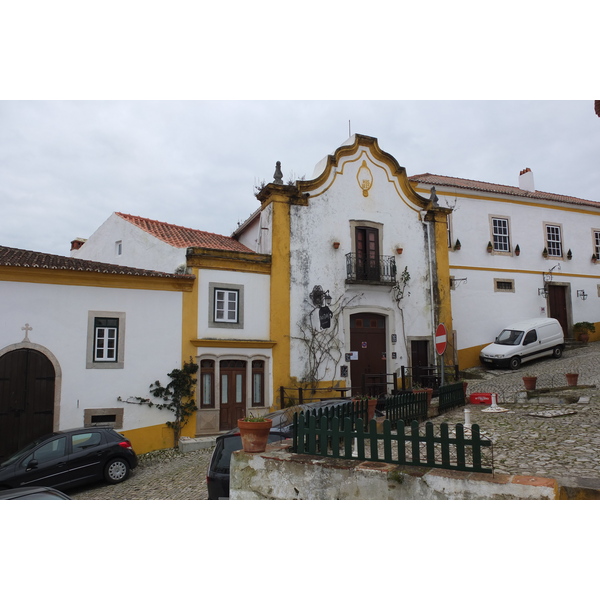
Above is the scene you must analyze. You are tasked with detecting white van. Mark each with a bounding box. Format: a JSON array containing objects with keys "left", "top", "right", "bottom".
[{"left": 479, "top": 317, "right": 565, "bottom": 370}]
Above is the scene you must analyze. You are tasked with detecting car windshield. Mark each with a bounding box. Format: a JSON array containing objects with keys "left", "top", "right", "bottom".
[
  {"left": 0, "top": 438, "right": 44, "bottom": 467},
  {"left": 496, "top": 329, "right": 524, "bottom": 346}
]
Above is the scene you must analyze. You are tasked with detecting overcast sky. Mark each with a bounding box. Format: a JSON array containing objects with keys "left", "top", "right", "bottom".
[{"left": 1, "top": 100, "right": 599, "bottom": 257}]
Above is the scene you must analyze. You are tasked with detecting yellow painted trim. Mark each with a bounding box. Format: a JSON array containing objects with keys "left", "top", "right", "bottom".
[
  {"left": 186, "top": 249, "right": 271, "bottom": 274},
  {"left": 450, "top": 264, "right": 600, "bottom": 279},
  {"left": 269, "top": 191, "right": 292, "bottom": 409},
  {"left": 0, "top": 266, "right": 194, "bottom": 291},
  {"left": 121, "top": 423, "right": 177, "bottom": 455},
  {"left": 191, "top": 339, "right": 276, "bottom": 349},
  {"left": 296, "top": 135, "right": 431, "bottom": 213},
  {"left": 432, "top": 213, "right": 453, "bottom": 360},
  {"left": 182, "top": 268, "right": 199, "bottom": 360},
  {"left": 412, "top": 186, "right": 600, "bottom": 215}
]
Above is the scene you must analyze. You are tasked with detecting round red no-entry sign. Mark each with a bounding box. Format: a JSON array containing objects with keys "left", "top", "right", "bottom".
[{"left": 435, "top": 323, "right": 447, "bottom": 355}]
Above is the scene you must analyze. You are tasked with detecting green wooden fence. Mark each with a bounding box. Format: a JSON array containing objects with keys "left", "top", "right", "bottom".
[
  {"left": 292, "top": 414, "right": 492, "bottom": 473},
  {"left": 385, "top": 390, "right": 428, "bottom": 423},
  {"left": 438, "top": 381, "right": 466, "bottom": 412}
]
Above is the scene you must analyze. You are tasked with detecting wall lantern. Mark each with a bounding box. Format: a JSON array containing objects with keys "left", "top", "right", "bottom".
[
  {"left": 538, "top": 287, "right": 548, "bottom": 298},
  {"left": 577, "top": 290, "right": 588, "bottom": 301},
  {"left": 309, "top": 285, "right": 332, "bottom": 308}
]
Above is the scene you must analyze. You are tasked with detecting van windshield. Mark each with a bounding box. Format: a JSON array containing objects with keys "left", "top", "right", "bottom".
[{"left": 496, "top": 329, "right": 524, "bottom": 346}]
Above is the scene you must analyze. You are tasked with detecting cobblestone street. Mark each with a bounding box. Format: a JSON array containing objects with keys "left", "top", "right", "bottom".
[
  {"left": 69, "top": 447, "right": 213, "bottom": 500},
  {"left": 69, "top": 341, "right": 600, "bottom": 499}
]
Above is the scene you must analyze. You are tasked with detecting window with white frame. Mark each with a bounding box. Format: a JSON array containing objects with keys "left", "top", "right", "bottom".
[
  {"left": 252, "top": 360, "right": 265, "bottom": 407},
  {"left": 209, "top": 283, "right": 244, "bottom": 329},
  {"left": 492, "top": 217, "right": 510, "bottom": 252},
  {"left": 594, "top": 230, "right": 600, "bottom": 257},
  {"left": 86, "top": 311, "right": 125, "bottom": 369},
  {"left": 545, "top": 223, "right": 563, "bottom": 257},
  {"left": 94, "top": 317, "right": 119, "bottom": 361},
  {"left": 215, "top": 289, "right": 238, "bottom": 322}
]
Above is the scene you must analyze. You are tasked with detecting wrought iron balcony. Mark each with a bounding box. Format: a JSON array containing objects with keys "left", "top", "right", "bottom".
[{"left": 345, "top": 253, "right": 397, "bottom": 284}]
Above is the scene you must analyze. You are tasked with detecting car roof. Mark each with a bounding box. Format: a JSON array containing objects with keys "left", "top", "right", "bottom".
[
  {"left": 0, "top": 486, "right": 71, "bottom": 500},
  {"left": 503, "top": 318, "right": 559, "bottom": 330}
]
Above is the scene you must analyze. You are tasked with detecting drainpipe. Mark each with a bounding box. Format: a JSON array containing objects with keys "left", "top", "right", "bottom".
[{"left": 422, "top": 211, "right": 441, "bottom": 385}]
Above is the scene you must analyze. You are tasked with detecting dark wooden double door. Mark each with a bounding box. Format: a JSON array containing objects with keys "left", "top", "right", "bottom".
[
  {"left": 0, "top": 349, "right": 55, "bottom": 459},
  {"left": 548, "top": 285, "right": 569, "bottom": 336},
  {"left": 219, "top": 360, "right": 246, "bottom": 430}
]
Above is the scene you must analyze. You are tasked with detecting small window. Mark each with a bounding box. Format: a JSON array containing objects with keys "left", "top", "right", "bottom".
[
  {"left": 545, "top": 224, "right": 563, "bottom": 257},
  {"left": 86, "top": 312, "right": 125, "bottom": 369},
  {"left": 94, "top": 317, "right": 119, "bottom": 362},
  {"left": 214, "top": 289, "right": 239, "bottom": 323},
  {"left": 208, "top": 283, "right": 244, "bottom": 329},
  {"left": 593, "top": 230, "right": 600, "bottom": 257},
  {"left": 494, "top": 279, "right": 515, "bottom": 292},
  {"left": 491, "top": 217, "right": 510, "bottom": 252},
  {"left": 523, "top": 330, "right": 537, "bottom": 345},
  {"left": 115, "top": 241, "right": 123, "bottom": 256},
  {"left": 84, "top": 408, "right": 124, "bottom": 428}
]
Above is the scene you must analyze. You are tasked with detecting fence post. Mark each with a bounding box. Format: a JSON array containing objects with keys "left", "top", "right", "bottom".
[
  {"left": 298, "top": 387, "right": 303, "bottom": 405},
  {"left": 280, "top": 386, "right": 285, "bottom": 409}
]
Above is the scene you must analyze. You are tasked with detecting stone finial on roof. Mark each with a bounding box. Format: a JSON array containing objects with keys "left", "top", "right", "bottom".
[
  {"left": 429, "top": 186, "right": 439, "bottom": 206},
  {"left": 273, "top": 161, "right": 283, "bottom": 184}
]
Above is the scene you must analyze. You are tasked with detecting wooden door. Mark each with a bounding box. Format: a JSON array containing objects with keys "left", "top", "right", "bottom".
[
  {"left": 410, "top": 340, "right": 431, "bottom": 387},
  {"left": 356, "top": 227, "right": 380, "bottom": 281},
  {"left": 548, "top": 285, "right": 568, "bottom": 336},
  {"left": 219, "top": 360, "right": 247, "bottom": 430},
  {"left": 0, "top": 349, "right": 55, "bottom": 459},
  {"left": 350, "top": 313, "right": 387, "bottom": 396}
]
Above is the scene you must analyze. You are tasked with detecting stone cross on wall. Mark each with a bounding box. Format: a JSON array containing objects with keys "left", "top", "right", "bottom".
[{"left": 22, "top": 323, "right": 32, "bottom": 342}]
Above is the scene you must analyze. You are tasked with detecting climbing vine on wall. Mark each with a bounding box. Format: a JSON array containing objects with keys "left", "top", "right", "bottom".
[{"left": 293, "top": 293, "right": 360, "bottom": 390}]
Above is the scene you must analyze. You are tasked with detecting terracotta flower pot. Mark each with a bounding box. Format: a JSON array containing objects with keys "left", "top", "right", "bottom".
[
  {"left": 237, "top": 418, "right": 273, "bottom": 452},
  {"left": 565, "top": 373, "right": 579, "bottom": 386},
  {"left": 522, "top": 376, "right": 537, "bottom": 391}
]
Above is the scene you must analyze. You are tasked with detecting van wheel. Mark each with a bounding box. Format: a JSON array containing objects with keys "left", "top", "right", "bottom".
[
  {"left": 509, "top": 356, "right": 521, "bottom": 370},
  {"left": 552, "top": 346, "right": 563, "bottom": 359}
]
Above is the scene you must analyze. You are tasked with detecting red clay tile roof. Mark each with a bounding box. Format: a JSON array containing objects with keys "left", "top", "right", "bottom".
[
  {"left": 409, "top": 173, "right": 600, "bottom": 208},
  {"left": 116, "top": 212, "right": 254, "bottom": 253},
  {"left": 0, "top": 246, "right": 194, "bottom": 279}
]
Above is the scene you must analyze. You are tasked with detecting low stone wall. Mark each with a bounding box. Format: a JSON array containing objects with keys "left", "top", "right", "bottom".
[{"left": 229, "top": 440, "right": 561, "bottom": 500}]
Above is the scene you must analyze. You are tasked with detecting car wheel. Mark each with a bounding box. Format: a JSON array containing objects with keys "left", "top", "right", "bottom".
[
  {"left": 552, "top": 346, "right": 563, "bottom": 359},
  {"left": 104, "top": 458, "right": 130, "bottom": 484},
  {"left": 509, "top": 356, "right": 521, "bottom": 370}
]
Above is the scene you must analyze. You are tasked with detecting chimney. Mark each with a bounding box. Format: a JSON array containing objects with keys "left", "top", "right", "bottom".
[
  {"left": 70, "top": 238, "right": 86, "bottom": 252},
  {"left": 519, "top": 168, "right": 535, "bottom": 192}
]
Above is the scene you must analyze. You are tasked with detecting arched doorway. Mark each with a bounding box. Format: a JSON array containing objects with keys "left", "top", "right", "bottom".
[{"left": 0, "top": 348, "right": 55, "bottom": 459}]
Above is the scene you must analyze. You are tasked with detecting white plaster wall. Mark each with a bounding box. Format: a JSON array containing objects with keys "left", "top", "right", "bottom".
[
  {"left": 197, "top": 269, "right": 270, "bottom": 340},
  {"left": 433, "top": 190, "right": 600, "bottom": 350},
  {"left": 71, "top": 213, "right": 186, "bottom": 273},
  {"left": 0, "top": 280, "right": 183, "bottom": 431},
  {"left": 288, "top": 144, "right": 433, "bottom": 385}
]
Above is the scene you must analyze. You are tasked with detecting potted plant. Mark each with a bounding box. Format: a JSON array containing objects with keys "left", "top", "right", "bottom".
[
  {"left": 514, "top": 244, "right": 520, "bottom": 256},
  {"left": 352, "top": 396, "right": 378, "bottom": 421},
  {"left": 567, "top": 249, "right": 572, "bottom": 260},
  {"left": 542, "top": 247, "right": 548, "bottom": 258},
  {"left": 522, "top": 374, "right": 537, "bottom": 390},
  {"left": 487, "top": 241, "right": 493, "bottom": 253},
  {"left": 565, "top": 372, "right": 579, "bottom": 386},
  {"left": 454, "top": 239, "right": 461, "bottom": 251},
  {"left": 237, "top": 414, "right": 273, "bottom": 453},
  {"left": 573, "top": 321, "right": 595, "bottom": 343}
]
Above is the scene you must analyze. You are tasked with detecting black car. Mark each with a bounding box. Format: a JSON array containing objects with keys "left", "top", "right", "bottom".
[
  {"left": 0, "top": 486, "right": 71, "bottom": 500},
  {"left": 0, "top": 427, "right": 138, "bottom": 492},
  {"left": 206, "top": 399, "right": 354, "bottom": 499}
]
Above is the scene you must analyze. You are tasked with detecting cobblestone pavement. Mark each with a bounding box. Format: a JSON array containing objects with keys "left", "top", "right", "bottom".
[
  {"left": 70, "top": 341, "right": 600, "bottom": 499},
  {"left": 429, "top": 341, "right": 600, "bottom": 481},
  {"left": 69, "top": 447, "right": 213, "bottom": 500}
]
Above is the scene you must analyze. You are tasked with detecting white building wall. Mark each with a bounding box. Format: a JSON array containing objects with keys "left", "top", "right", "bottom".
[
  {"left": 197, "top": 269, "right": 270, "bottom": 340},
  {"left": 287, "top": 140, "right": 434, "bottom": 385},
  {"left": 0, "top": 279, "right": 183, "bottom": 432},
  {"left": 434, "top": 190, "right": 600, "bottom": 351},
  {"left": 71, "top": 213, "right": 186, "bottom": 273}
]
